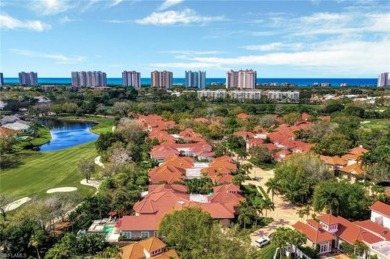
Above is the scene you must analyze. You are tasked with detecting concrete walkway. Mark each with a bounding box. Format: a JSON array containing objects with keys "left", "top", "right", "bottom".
[
  {"left": 241, "top": 163, "right": 303, "bottom": 245},
  {"left": 94, "top": 156, "right": 105, "bottom": 168}
]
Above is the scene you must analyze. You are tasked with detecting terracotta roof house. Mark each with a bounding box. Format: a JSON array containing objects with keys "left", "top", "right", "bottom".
[
  {"left": 150, "top": 144, "right": 180, "bottom": 163},
  {"left": 116, "top": 184, "right": 244, "bottom": 239},
  {"left": 119, "top": 237, "right": 179, "bottom": 259},
  {"left": 273, "top": 150, "right": 291, "bottom": 161},
  {"left": 236, "top": 113, "right": 249, "bottom": 119},
  {"left": 294, "top": 209, "right": 390, "bottom": 257},
  {"left": 370, "top": 201, "right": 390, "bottom": 228},
  {"left": 148, "top": 130, "right": 176, "bottom": 144},
  {"left": 202, "top": 167, "right": 233, "bottom": 184},
  {"left": 234, "top": 130, "right": 255, "bottom": 140},
  {"left": 246, "top": 138, "right": 264, "bottom": 150},
  {"left": 148, "top": 156, "right": 194, "bottom": 184},
  {"left": 0, "top": 127, "right": 16, "bottom": 139},
  {"left": 339, "top": 163, "right": 365, "bottom": 182}
]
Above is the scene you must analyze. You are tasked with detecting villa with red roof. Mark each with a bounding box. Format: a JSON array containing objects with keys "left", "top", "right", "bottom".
[
  {"left": 119, "top": 237, "right": 179, "bottom": 259},
  {"left": 115, "top": 184, "right": 245, "bottom": 239},
  {"left": 293, "top": 202, "right": 390, "bottom": 258},
  {"left": 320, "top": 146, "right": 369, "bottom": 182}
]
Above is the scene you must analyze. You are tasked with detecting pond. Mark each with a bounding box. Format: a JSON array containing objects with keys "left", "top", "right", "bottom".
[{"left": 39, "top": 118, "right": 98, "bottom": 151}]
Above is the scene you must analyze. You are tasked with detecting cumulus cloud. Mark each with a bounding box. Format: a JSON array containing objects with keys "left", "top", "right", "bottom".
[
  {"left": 135, "top": 8, "right": 224, "bottom": 25},
  {"left": 10, "top": 49, "right": 86, "bottom": 64},
  {"left": 0, "top": 13, "right": 51, "bottom": 31}
]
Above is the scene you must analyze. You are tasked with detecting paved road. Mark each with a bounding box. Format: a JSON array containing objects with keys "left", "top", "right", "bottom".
[{"left": 241, "top": 162, "right": 303, "bottom": 246}]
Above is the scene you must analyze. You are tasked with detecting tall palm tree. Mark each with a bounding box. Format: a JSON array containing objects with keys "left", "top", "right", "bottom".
[
  {"left": 296, "top": 209, "right": 306, "bottom": 222},
  {"left": 262, "top": 199, "right": 275, "bottom": 218},
  {"left": 29, "top": 231, "right": 45, "bottom": 259},
  {"left": 313, "top": 186, "right": 340, "bottom": 215},
  {"left": 238, "top": 201, "right": 253, "bottom": 229},
  {"left": 266, "top": 178, "right": 280, "bottom": 202},
  {"left": 251, "top": 199, "right": 264, "bottom": 226}
]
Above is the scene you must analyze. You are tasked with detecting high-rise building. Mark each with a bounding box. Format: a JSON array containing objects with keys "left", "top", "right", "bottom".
[
  {"left": 71, "top": 71, "right": 107, "bottom": 87},
  {"left": 185, "top": 71, "right": 206, "bottom": 88},
  {"left": 226, "top": 69, "right": 257, "bottom": 89},
  {"left": 377, "top": 72, "right": 390, "bottom": 87},
  {"left": 151, "top": 71, "right": 173, "bottom": 88},
  {"left": 0, "top": 73, "right": 3, "bottom": 86},
  {"left": 122, "top": 71, "right": 141, "bottom": 88},
  {"left": 18, "top": 72, "right": 38, "bottom": 86}
]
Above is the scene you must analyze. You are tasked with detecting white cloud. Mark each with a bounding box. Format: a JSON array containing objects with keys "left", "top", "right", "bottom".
[
  {"left": 10, "top": 49, "right": 86, "bottom": 64},
  {"left": 110, "top": 0, "right": 123, "bottom": 7},
  {"left": 154, "top": 38, "right": 390, "bottom": 76},
  {"left": 158, "top": 0, "right": 184, "bottom": 11},
  {"left": 0, "top": 14, "right": 51, "bottom": 31},
  {"left": 135, "top": 9, "right": 224, "bottom": 25},
  {"left": 162, "top": 50, "right": 224, "bottom": 55},
  {"left": 32, "top": 0, "right": 71, "bottom": 15},
  {"left": 59, "top": 15, "right": 81, "bottom": 23},
  {"left": 242, "top": 43, "right": 303, "bottom": 51}
]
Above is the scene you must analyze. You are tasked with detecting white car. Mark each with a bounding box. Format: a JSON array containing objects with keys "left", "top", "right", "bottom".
[{"left": 255, "top": 235, "right": 270, "bottom": 247}]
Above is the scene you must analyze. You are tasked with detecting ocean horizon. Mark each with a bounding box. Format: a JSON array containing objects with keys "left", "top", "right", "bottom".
[{"left": 3, "top": 77, "right": 377, "bottom": 87}]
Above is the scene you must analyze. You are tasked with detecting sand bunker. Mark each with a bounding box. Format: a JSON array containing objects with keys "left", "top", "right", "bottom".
[
  {"left": 5, "top": 197, "right": 32, "bottom": 212},
  {"left": 46, "top": 187, "right": 77, "bottom": 193}
]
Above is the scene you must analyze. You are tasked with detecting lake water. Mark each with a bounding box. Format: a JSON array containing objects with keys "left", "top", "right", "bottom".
[{"left": 39, "top": 119, "right": 98, "bottom": 152}]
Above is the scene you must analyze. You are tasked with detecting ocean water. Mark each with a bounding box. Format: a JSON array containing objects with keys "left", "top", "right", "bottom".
[{"left": 4, "top": 77, "right": 377, "bottom": 87}]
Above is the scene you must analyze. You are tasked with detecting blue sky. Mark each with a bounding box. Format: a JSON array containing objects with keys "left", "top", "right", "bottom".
[{"left": 1, "top": 0, "right": 389, "bottom": 78}]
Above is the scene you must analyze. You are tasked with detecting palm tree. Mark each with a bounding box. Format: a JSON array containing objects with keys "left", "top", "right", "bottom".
[
  {"left": 266, "top": 178, "right": 279, "bottom": 202},
  {"left": 262, "top": 199, "right": 275, "bottom": 218},
  {"left": 303, "top": 205, "right": 311, "bottom": 220},
  {"left": 313, "top": 186, "right": 340, "bottom": 215},
  {"left": 238, "top": 201, "right": 253, "bottom": 229},
  {"left": 251, "top": 199, "right": 264, "bottom": 226},
  {"left": 29, "top": 231, "right": 45, "bottom": 259},
  {"left": 296, "top": 209, "right": 306, "bottom": 222}
]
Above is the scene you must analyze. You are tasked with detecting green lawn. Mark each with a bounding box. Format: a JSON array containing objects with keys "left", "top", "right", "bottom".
[
  {"left": 260, "top": 244, "right": 278, "bottom": 259},
  {"left": 1, "top": 142, "right": 97, "bottom": 200},
  {"left": 360, "top": 119, "right": 390, "bottom": 130}
]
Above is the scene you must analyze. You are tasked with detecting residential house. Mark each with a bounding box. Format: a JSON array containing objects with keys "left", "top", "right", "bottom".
[
  {"left": 115, "top": 184, "right": 244, "bottom": 239},
  {"left": 293, "top": 205, "right": 390, "bottom": 258},
  {"left": 119, "top": 237, "right": 179, "bottom": 259}
]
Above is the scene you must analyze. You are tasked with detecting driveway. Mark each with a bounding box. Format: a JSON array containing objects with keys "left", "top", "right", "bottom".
[{"left": 241, "top": 162, "right": 303, "bottom": 246}]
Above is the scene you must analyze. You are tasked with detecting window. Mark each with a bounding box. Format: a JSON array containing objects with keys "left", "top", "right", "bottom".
[
  {"left": 320, "top": 243, "right": 329, "bottom": 253},
  {"left": 141, "top": 232, "right": 150, "bottom": 238},
  {"left": 124, "top": 232, "right": 132, "bottom": 239}
]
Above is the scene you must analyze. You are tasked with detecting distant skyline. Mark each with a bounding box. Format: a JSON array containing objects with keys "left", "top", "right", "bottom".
[{"left": 1, "top": 0, "right": 389, "bottom": 77}]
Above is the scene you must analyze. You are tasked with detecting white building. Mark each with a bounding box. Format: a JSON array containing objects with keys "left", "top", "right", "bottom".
[
  {"left": 370, "top": 201, "right": 390, "bottom": 228},
  {"left": 122, "top": 71, "right": 141, "bottom": 88},
  {"left": 151, "top": 71, "right": 173, "bottom": 88},
  {"left": 226, "top": 69, "right": 256, "bottom": 89},
  {"left": 72, "top": 71, "right": 107, "bottom": 87},
  {"left": 197, "top": 90, "right": 299, "bottom": 102},
  {"left": 185, "top": 71, "right": 206, "bottom": 88},
  {"left": 377, "top": 72, "right": 390, "bottom": 87},
  {"left": 19, "top": 72, "right": 38, "bottom": 86}
]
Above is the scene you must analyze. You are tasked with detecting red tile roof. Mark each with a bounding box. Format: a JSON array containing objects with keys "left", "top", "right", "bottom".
[
  {"left": 116, "top": 214, "right": 162, "bottom": 231},
  {"left": 354, "top": 220, "right": 390, "bottom": 240},
  {"left": 153, "top": 249, "right": 179, "bottom": 259},
  {"left": 339, "top": 163, "right": 364, "bottom": 176},
  {"left": 370, "top": 201, "right": 390, "bottom": 217},
  {"left": 0, "top": 127, "right": 16, "bottom": 139},
  {"left": 349, "top": 146, "right": 369, "bottom": 156},
  {"left": 293, "top": 221, "right": 335, "bottom": 243},
  {"left": 236, "top": 113, "right": 249, "bottom": 119},
  {"left": 150, "top": 144, "right": 179, "bottom": 160}
]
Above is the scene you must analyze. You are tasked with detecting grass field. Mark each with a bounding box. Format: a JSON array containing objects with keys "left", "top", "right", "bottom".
[
  {"left": 1, "top": 142, "right": 97, "bottom": 199},
  {"left": 360, "top": 119, "right": 390, "bottom": 130},
  {"left": 1, "top": 116, "right": 114, "bottom": 201}
]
